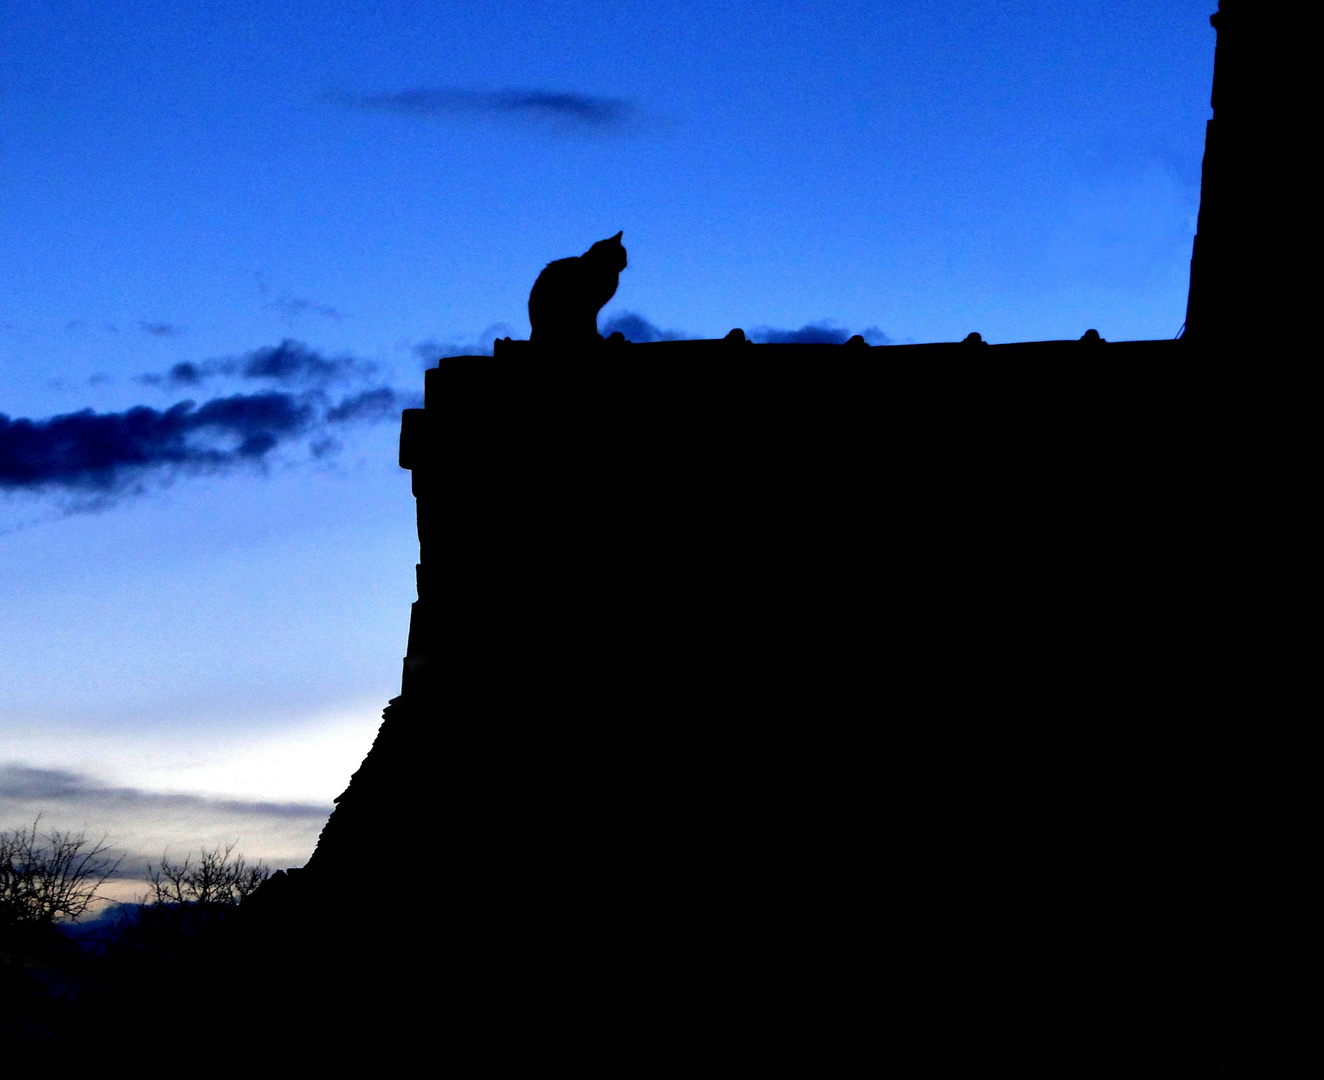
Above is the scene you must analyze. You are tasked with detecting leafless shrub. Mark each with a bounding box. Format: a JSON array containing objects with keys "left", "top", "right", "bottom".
[{"left": 145, "top": 842, "right": 269, "bottom": 908}]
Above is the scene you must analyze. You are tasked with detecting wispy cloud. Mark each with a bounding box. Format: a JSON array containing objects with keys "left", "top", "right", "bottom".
[
  {"left": 336, "top": 87, "right": 637, "bottom": 131},
  {"left": 139, "top": 321, "right": 184, "bottom": 338},
  {"left": 748, "top": 322, "right": 893, "bottom": 345},
  {"left": 65, "top": 321, "right": 121, "bottom": 334},
  {"left": 413, "top": 323, "right": 512, "bottom": 364},
  {"left": 0, "top": 764, "right": 328, "bottom": 821},
  {"left": 270, "top": 296, "right": 343, "bottom": 323},
  {"left": 1, "top": 763, "right": 332, "bottom": 884}
]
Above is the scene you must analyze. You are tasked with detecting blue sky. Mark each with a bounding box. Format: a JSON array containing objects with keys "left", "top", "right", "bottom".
[{"left": 2, "top": 0, "right": 1216, "bottom": 897}]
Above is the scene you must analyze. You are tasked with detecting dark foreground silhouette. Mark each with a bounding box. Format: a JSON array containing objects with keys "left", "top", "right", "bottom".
[
  {"left": 206, "top": 322, "right": 1310, "bottom": 1070},
  {"left": 1182, "top": 2, "right": 1303, "bottom": 348},
  {"left": 13, "top": 4, "right": 1312, "bottom": 1070}
]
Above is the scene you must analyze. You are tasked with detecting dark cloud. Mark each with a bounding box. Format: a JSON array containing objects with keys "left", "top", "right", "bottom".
[
  {"left": 0, "top": 764, "right": 329, "bottom": 821},
  {"left": 340, "top": 87, "right": 636, "bottom": 130},
  {"left": 155, "top": 361, "right": 205, "bottom": 387},
  {"left": 270, "top": 296, "right": 343, "bottom": 322},
  {"left": 6, "top": 341, "right": 418, "bottom": 506},
  {"left": 855, "top": 326, "right": 894, "bottom": 346},
  {"left": 411, "top": 319, "right": 891, "bottom": 353},
  {"left": 326, "top": 387, "right": 408, "bottom": 424},
  {"left": 600, "top": 311, "right": 691, "bottom": 343},
  {"left": 748, "top": 322, "right": 893, "bottom": 346},
  {"left": 139, "top": 359, "right": 219, "bottom": 388},
  {"left": 0, "top": 392, "right": 314, "bottom": 492},
  {"left": 140, "top": 321, "right": 184, "bottom": 338},
  {"left": 750, "top": 323, "right": 850, "bottom": 345},
  {"left": 139, "top": 340, "right": 376, "bottom": 389},
  {"left": 241, "top": 339, "right": 363, "bottom": 383},
  {"left": 310, "top": 436, "right": 342, "bottom": 459}
]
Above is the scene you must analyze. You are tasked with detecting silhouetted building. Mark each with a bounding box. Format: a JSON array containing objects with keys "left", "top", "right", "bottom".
[
  {"left": 1183, "top": 1, "right": 1289, "bottom": 346},
  {"left": 260, "top": 6, "right": 1313, "bottom": 1071}
]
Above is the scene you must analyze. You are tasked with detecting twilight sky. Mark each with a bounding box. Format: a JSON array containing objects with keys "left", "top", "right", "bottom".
[{"left": 2, "top": 0, "right": 1216, "bottom": 897}]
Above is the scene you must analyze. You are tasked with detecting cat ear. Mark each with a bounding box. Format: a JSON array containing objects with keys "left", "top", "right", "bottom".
[{"left": 612, "top": 231, "right": 623, "bottom": 241}]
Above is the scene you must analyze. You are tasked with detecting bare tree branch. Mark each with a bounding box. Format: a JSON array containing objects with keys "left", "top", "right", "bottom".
[{"left": 0, "top": 816, "right": 122, "bottom": 965}]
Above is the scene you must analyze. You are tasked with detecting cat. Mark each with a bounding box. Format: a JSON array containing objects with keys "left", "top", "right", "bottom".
[{"left": 528, "top": 232, "right": 627, "bottom": 348}]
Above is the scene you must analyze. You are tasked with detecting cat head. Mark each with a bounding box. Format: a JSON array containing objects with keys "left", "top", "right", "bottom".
[{"left": 586, "top": 231, "right": 627, "bottom": 271}]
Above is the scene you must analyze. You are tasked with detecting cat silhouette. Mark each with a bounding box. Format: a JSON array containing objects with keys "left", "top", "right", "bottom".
[{"left": 528, "top": 232, "right": 627, "bottom": 348}]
